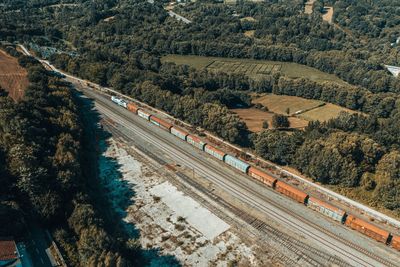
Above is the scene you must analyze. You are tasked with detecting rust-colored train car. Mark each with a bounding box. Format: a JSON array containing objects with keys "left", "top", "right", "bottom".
[
  {"left": 248, "top": 167, "right": 277, "bottom": 188},
  {"left": 344, "top": 215, "right": 390, "bottom": 244},
  {"left": 149, "top": 115, "right": 173, "bottom": 131},
  {"left": 391, "top": 235, "right": 400, "bottom": 251},
  {"left": 171, "top": 126, "right": 189, "bottom": 141},
  {"left": 127, "top": 103, "right": 139, "bottom": 114},
  {"left": 307, "top": 197, "right": 346, "bottom": 223},
  {"left": 275, "top": 181, "right": 308, "bottom": 204}
]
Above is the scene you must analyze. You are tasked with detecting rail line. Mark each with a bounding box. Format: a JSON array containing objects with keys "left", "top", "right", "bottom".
[{"left": 87, "top": 89, "right": 399, "bottom": 267}]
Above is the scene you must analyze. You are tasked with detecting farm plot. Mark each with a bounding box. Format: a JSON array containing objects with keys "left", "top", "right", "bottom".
[
  {"left": 298, "top": 103, "right": 358, "bottom": 122},
  {"left": 253, "top": 94, "right": 324, "bottom": 116},
  {"left": 162, "top": 55, "right": 346, "bottom": 84},
  {"left": 231, "top": 108, "right": 309, "bottom": 132},
  {"left": 0, "top": 49, "right": 29, "bottom": 101}
]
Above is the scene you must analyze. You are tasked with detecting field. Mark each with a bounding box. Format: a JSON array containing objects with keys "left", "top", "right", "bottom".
[
  {"left": 0, "top": 50, "right": 28, "bottom": 101},
  {"left": 231, "top": 108, "right": 309, "bottom": 132},
  {"left": 162, "top": 54, "right": 346, "bottom": 84},
  {"left": 322, "top": 7, "right": 334, "bottom": 24},
  {"left": 252, "top": 94, "right": 325, "bottom": 116},
  {"left": 298, "top": 103, "right": 357, "bottom": 122}
]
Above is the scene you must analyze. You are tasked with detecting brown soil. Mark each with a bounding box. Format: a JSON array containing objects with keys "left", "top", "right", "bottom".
[
  {"left": 0, "top": 50, "right": 29, "bottom": 101},
  {"left": 231, "top": 108, "right": 309, "bottom": 132},
  {"left": 322, "top": 7, "right": 333, "bottom": 24}
]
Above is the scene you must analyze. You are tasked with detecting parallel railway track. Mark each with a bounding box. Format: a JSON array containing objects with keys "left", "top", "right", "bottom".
[{"left": 84, "top": 88, "right": 398, "bottom": 267}]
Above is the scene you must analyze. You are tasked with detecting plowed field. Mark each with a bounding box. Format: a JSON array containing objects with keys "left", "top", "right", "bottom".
[{"left": 0, "top": 49, "right": 28, "bottom": 101}]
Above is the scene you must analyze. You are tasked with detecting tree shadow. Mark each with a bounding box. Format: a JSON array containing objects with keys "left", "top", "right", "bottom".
[{"left": 75, "top": 90, "right": 180, "bottom": 267}]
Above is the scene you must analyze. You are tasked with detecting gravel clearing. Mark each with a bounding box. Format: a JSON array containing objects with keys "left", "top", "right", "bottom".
[{"left": 99, "top": 137, "right": 259, "bottom": 266}]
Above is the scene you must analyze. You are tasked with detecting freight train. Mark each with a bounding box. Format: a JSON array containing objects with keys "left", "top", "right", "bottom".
[{"left": 110, "top": 96, "right": 400, "bottom": 251}]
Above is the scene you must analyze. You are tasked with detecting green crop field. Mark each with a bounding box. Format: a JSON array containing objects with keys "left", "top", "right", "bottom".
[{"left": 162, "top": 54, "right": 347, "bottom": 84}]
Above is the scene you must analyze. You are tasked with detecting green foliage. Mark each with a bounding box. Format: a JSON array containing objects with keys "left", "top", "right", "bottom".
[{"left": 272, "top": 114, "right": 290, "bottom": 128}]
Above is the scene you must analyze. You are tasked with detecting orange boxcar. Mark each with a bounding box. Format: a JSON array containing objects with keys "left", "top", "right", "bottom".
[
  {"left": 150, "top": 115, "right": 173, "bottom": 131},
  {"left": 391, "top": 235, "right": 400, "bottom": 251},
  {"left": 344, "top": 215, "right": 390, "bottom": 244},
  {"left": 127, "top": 103, "right": 139, "bottom": 114},
  {"left": 275, "top": 181, "right": 308, "bottom": 204},
  {"left": 248, "top": 167, "right": 277, "bottom": 188}
]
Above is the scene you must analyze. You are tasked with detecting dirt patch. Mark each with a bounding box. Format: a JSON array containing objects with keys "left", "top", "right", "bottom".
[
  {"left": 253, "top": 94, "right": 324, "bottom": 116},
  {"left": 0, "top": 50, "right": 28, "bottom": 101},
  {"left": 104, "top": 16, "right": 115, "bottom": 22},
  {"left": 231, "top": 108, "right": 309, "bottom": 132},
  {"left": 240, "top": 17, "right": 256, "bottom": 22},
  {"left": 244, "top": 30, "right": 255, "bottom": 38},
  {"left": 304, "top": 0, "right": 316, "bottom": 14},
  {"left": 322, "top": 7, "right": 333, "bottom": 24}
]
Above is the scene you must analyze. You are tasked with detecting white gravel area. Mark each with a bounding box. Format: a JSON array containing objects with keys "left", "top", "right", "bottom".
[
  {"left": 99, "top": 137, "right": 260, "bottom": 266},
  {"left": 150, "top": 181, "right": 230, "bottom": 240}
]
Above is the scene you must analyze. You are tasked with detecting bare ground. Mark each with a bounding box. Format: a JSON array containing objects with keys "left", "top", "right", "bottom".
[{"left": 0, "top": 49, "right": 29, "bottom": 101}]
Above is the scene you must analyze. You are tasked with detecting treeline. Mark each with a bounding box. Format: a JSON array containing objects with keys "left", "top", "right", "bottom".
[
  {"left": 253, "top": 112, "right": 400, "bottom": 215},
  {"left": 0, "top": 48, "right": 143, "bottom": 266}
]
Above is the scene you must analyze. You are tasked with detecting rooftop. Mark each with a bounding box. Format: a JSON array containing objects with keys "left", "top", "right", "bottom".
[{"left": 0, "top": 238, "right": 18, "bottom": 261}]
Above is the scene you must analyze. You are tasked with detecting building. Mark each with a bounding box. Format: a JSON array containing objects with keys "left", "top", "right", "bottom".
[{"left": 0, "top": 238, "right": 21, "bottom": 267}]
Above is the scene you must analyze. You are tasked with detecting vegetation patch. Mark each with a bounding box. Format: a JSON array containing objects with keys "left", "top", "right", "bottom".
[
  {"left": 298, "top": 103, "right": 358, "bottom": 122},
  {"left": 162, "top": 55, "right": 346, "bottom": 84}
]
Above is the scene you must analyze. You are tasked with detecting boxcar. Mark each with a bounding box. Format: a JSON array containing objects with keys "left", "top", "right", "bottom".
[
  {"left": 248, "top": 167, "right": 277, "bottom": 188},
  {"left": 224, "top": 155, "right": 250, "bottom": 174},
  {"left": 171, "top": 127, "right": 189, "bottom": 141},
  {"left": 275, "top": 181, "right": 308, "bottom": 204},
  {"left": 307, "top": 197, "right": 346, "bottom": 223},
  {"left": 391, "top": 235, "right": 400, "bottom": 251},
  {"left": 186, "top": 135, "right": 207, "bottom": 150},
  {"left": 204, "top": 145, "right": 226, "bottom": 161},
  {"left": 149, "top": 116, "right": 173, "bottom": 131},
  {"left": 344, "top": 215, "right": 390, "bottom": 244},
  {"left": 127, "top": 103, "right": 139, "bottom": 114},
  {"left": 137, "top": 109, "right": 151, "bottom": 120}
]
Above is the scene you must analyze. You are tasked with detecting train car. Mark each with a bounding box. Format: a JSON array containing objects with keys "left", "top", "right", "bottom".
[
  {"left": 248, "top": 167, "right": 277, "bottom": 188},
  {"left": 171, "top": 126, "right": 189, "bottom": 141},
  {"left": 149, "top": 116, "right": 173, "bottom": 131},
  {"left": 307, "top": 197, "right": 346, "bottom": 223},
  {"left": 391, "top": 235, "right": 400, "bottom": 251},
  {"left": 137, "top": 109, "right": 151, "bottom": 120},
  {"left": 275, "top": 181, "right": 308, "bottom": 204},
  {"left": 111, "top": 96, "right": 127, "bottom": 108},
  {"left": 127, "top": 103, "right": 139, "bottom": 114},
  {"left": 344, "top": 215, "right": 390, "bottom": 244},
  {"left": 204, "top": 144, "right": 226, "bottom": 161},
  {"left": 186, "top": 135, "right": 207, "bottom": 150},
  {"left": 224, "top": 155, "right": 250, "bottom": 174}
]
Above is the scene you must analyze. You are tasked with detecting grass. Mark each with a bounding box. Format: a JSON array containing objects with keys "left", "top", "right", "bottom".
[
  {"left": 231, "top": 108, "right": 309, "bottom": 132},
  {"left": 252, "top": 94, "right": 325, "bottom": 116},
  {"left": 298, "top": 103, "right": 358, "bottom": 122},
  {"left": 162, "top": 54, "right": 347, "bottom": 84},
  {"left": 0, "top": 49, "right": 28, "bottom": 101}
]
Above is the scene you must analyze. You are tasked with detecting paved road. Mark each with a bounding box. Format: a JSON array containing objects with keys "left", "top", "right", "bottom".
[
  {"left": 77, "top": 84, "right": 400, "bottom": 267},
  {"left": 24, "top": 226, "right": 54, "bottom": 267}
]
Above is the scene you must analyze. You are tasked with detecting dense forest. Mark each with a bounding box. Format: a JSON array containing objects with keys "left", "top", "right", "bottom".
[
  {"left": 0, "top": 47, "right": 180, "bottom": 266},
  {"left": 1, "top": 1, "right": 400, "bottom": 263}
]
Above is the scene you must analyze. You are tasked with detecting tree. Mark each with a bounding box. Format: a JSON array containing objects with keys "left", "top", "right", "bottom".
[
  {"left": 262, "top": 120, "right": 269, "bottom": 129},
  {"left": 272, "top": 114, "right": 290, "bottom": 128}
]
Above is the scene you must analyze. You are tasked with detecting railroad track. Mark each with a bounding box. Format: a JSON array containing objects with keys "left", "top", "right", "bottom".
[{"left": 85, "top": 88, "right": 398, "bottom": 267}]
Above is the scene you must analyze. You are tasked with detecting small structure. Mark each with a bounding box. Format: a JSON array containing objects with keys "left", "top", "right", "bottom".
[
  {"left": 385, "top": 65, "right": 400, "bottom": 77},
  {"left": 0, "top": 238, "right": 21, "bottom": 267}
]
